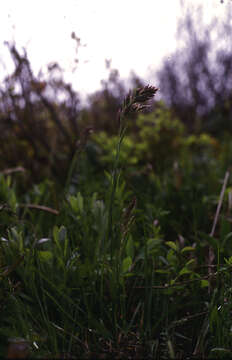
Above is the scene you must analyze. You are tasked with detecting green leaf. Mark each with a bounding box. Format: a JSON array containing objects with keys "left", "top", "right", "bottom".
[
  {"left": 210, "top": 348, "right": 232, "bottom": 354},
  {"left": 53, "top": 225, "right": 59, "bottom": 242},
  {"left": 155, "top": 269, "right": 170, "bottom": 274},
  {"left": 181, "top": 246, "right": 195, "bottom": 253},
  {"left": 224, "top": 256, "right": 232, "bottom": 265},
  {"left": 178, "top": 267, "right": 192, "bottom": 276},
  {"left": 167, "top": 250, "right": 177, "bottom": 265},
  {"left": 166, "top": 241, "right": 178, "bottom": 251},
  {"left": 8, "top": 191, "right": 17, "bottom": 212},
  {"left": 77, "top": 192, "right": 84, "bottom": 213},
  {"left": 37, "top": 251, "right": 53, "bottom": 262},
  {"left": 185, "top": 258, "right": 195, "bottom": 267},
  {"left": 53, "top": 225, "right": 62, "bottom": 252},
  {"left": 126, "top": 235, "right": 134, "bottom": 259},
  {"left": 122, "top": 256, "right": 132, "bottom": 273},
  {"left": 68, "top": 195, "right": 79, "bottom": 213},
  {"left": 201, "top": 279, "right": 209, "bottom": 288},
  {"left": 68, "top": 192, "right": 84, "bottom": 214}
]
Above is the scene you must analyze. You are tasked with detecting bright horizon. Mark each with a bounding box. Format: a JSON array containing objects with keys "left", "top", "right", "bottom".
[{"left": 0, "top": 0, "right": 229, "bottom": 102}]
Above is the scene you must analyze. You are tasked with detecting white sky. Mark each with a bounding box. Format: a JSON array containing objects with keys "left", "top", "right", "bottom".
[{"left": 0, "top": 0, "right": 229, "bottom": 101}]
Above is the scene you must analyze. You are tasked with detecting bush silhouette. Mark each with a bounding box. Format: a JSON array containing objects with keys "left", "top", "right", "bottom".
[
  {"left": 0, "top": 42, "right": 82, "bottom": 186},
  {"left": 155, "top": 3, "right": 232, "bottom": 135}
]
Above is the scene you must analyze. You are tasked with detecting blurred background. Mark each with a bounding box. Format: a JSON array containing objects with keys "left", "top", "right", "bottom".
[
  {"left": 1, "top": 0, "right": 232, "bottom": 188},
  {"left": 0, "top": 0, "right": 229, "bottom": 101}
]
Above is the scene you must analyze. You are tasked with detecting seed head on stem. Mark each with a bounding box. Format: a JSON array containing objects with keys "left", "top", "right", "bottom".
[{"left": 117, "top": 85, "right": 158, "bottom": 126}]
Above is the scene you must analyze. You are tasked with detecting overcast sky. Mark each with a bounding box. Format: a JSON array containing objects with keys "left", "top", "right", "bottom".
[{"left": 0, "top": 0, "right": 229, "bottom": 100}]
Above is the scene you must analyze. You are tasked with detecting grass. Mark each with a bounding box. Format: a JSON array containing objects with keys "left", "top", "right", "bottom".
[{"left": 1, "top": 85, "right": 232, "bottom": 358}]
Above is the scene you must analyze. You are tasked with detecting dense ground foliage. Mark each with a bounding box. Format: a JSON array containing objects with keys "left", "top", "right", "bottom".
[{"left": 1, "top": 82, "right": 232, "bottom": 359}]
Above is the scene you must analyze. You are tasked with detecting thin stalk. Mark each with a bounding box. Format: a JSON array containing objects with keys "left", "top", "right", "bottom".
[
  {"left": 102, "top": 85, "right": 158, "bottom": 332},
  {"left": 105, "top": 85, "right": 158, "bottom": 263}
]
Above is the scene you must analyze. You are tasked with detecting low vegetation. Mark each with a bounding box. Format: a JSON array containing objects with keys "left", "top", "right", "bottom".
[{"left": 1, "top": 78, "right": 232, "bottom": 359}]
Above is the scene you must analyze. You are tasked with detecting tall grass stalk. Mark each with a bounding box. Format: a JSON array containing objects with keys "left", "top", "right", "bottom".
[
  {"left": 97, "top": 86, "right": 158, "bottom": 329},
  {"left": 105, "top": 86, "right": 158, "bottom": 263},
  {"left": 105, "top": 87, "right": 158, "bottom": 327}
]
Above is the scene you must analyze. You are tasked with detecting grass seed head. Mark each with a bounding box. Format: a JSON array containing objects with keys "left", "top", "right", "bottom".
[{"left": 117, "top": 85, "right": 158, "bottom": 126}]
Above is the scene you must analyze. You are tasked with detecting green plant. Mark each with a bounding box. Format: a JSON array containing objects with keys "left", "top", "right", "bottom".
[{"left": 2, "top": 85, "right": 232, "bottom": 358}]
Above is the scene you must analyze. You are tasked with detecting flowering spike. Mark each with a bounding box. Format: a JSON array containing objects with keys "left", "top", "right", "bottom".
[{"left": 118, "top": 85, "right": 158, "bottom": 120}]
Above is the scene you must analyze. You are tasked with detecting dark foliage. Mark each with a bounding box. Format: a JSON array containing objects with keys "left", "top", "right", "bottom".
[
  {"left": 0, "top": 44, "right": 146, "bottom": 189},
  {"left": 155, "top": 4, "right": 232, "bottom": 135},
  {"left": 0, "top": 42, "right": 82, "bottom": 186},
  {"left": 1, "top": 4, "right": 232, "bottom": 190}
]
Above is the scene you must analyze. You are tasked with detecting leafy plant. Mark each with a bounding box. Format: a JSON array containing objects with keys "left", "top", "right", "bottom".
[{"left": 1, "top": 85, "right": 232, "bottom": 358}]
